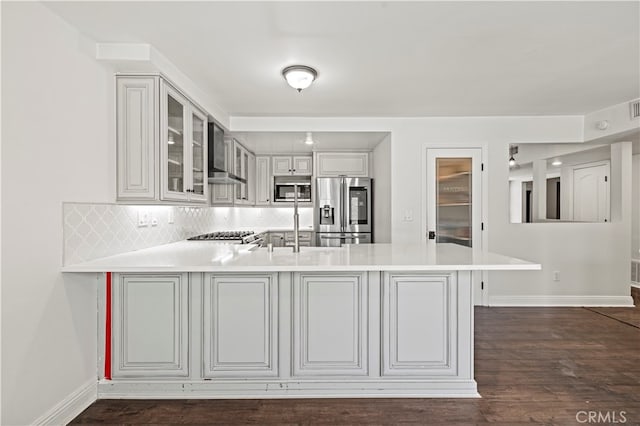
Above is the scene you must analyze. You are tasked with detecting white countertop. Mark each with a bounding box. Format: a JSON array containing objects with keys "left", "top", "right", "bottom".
[{"left": 61, "top": 242, "right": 541, "bottom": 273}]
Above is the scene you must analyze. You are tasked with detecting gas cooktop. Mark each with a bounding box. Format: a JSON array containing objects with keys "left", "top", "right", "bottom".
[{"left": 187, "top": 230, "right": 256, "bottom": 243}]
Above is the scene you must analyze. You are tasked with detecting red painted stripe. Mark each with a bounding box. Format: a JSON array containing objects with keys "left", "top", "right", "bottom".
[{"left": 105, "top": 272, "right": 112, "bottom": 380}]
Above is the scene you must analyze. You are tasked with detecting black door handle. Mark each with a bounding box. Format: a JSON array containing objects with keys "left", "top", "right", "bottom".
[{"left": 428, "top": 231, "right": 436, "bottom": 240}]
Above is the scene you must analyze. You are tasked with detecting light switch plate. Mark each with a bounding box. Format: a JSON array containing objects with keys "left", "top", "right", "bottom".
[{"left": 137, "top": 210, "right": 149, "bottom": 227}]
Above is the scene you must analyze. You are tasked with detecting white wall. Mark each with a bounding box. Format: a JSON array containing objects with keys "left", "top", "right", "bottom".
[
  {"left": 372, "top": 134, "right": 391, "bottom": 243},
  {"left": 1, "top": 3, "right": 115, "bottom": 423},
  {"left": 231, "top": 115, "right": 632, "bottom": 303},
  {"left": 633, "top": 154, "right": 640, "bottom": 259},
  {"left": 584, "top": 99, "right": 639, "bottom": 142}
]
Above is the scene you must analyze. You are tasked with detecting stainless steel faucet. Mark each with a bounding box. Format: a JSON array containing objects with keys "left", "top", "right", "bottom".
[{"left": 293, "top": 184, "right": 300, "bottom": 253}]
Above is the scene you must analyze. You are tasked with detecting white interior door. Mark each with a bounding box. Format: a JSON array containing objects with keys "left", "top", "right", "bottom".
[
  {"left": 426, "top": 148, "right": 484, "bottom": 305},
  {"left": 573, "top": 164, "right": 609, "bottom": 222}
]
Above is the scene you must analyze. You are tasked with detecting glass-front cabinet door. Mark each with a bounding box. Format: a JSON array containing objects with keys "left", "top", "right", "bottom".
[
  {"left": 161, "top": 81, "right": 208, "bottom": 202},
  {"left": 161, "top": 82, "right": 189, "bottom": 201},
  {"left": 189, "top": 108, "right": 208, "bottom": 202}
]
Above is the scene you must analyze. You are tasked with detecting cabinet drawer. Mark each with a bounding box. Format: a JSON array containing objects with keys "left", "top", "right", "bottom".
[{"left": 285, "top": 231, "right": 312, "bottom": 242}]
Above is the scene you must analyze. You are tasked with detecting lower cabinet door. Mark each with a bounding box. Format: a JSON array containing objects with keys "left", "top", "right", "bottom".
[
  {"left": 203, "top": 273, "right": 278, "bottom": 378},
  {"left": 292, "top": 272, "right": 368, "bottom": 376},
  {"left": 382, "top": 273, "right": 457, "bottom": 376},
  {"left": 112, "top": 273, "right": 189, "bottom": 378}
]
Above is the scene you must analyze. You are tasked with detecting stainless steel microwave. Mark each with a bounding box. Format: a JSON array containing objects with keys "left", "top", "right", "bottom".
[{"left": 273, "top": 176, "right": 312, "bottom": 202}]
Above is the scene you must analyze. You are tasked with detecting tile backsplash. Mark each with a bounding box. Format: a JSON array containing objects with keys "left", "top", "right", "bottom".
[
  {"left": 63, "top": 203, "right": 313, "bottom": 265},
  {"left": 63, "top": 203, "right": 215, "bottom": 265}
]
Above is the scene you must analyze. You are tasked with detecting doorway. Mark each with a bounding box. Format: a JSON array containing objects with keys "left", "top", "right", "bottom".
[
  {"left": 425, "top": 148, "right": 484, "bottom": 305},
  {"left": 573, "top": 163, "right": 610, "bottom": 222}
]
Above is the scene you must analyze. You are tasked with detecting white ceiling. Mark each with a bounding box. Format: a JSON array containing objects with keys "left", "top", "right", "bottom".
[{"left": 46, "top": 1, "right": 639, "bottom": 118}]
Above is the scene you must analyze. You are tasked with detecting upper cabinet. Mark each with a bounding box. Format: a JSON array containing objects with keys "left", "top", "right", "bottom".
[
  {"left": 272, "top": 155, "right": 313, "bottom": 176},
  {"left": 209, "top": 137, "right": 234, "bottom": 205},
  {"left": 314, "top": 152, "right": 370, "bottom": 177},
  {"left": 116, "top": 75, "right": 208, "bottom": 204},
  {"left": 233, "top": 140, "right": 252, "bottom": 205},
  {"left": 255, "top": 156, "right": 271, "bottom": 205}
]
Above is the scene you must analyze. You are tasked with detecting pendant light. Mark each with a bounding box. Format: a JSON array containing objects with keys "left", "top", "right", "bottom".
[{"left": 282, "top": 65, "right": 318, "bottom": 92}]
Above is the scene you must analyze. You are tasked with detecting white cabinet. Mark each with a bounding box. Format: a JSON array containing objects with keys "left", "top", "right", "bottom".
[
  {"left": 116, "top": 75, "right": 208, "bottom": 204},
  {"left": 111, "top": 273, "right": 189, "bottom": 378},
  {"left": 284, "top": 231, "right": 313, "bottom": 247},
  {"left": 255, "top": 156, "right": 271, "bottom": 205},
  {"left": 381, "top": 273, "right": 457, "bottom": 377},
  {"left": 233, "top": 140, "right": 252, "bottom": 205},
  {"left": 292, "top": 272, "right": 368, "bottom": 376},
  {"left": 203, "top": 274, "right": 278, "bottom": 378},
  {"left": 315, "top": 152, "right": 370, "bottom": 177},
  {"left": 247, "top": 152, "right": 256, "bottom": 205},
  {"left": 272, "top": 155, "right": 312, "bottom": 176},
  {"left": 209, "top": 137, "right": 234, "bottom": 205}
]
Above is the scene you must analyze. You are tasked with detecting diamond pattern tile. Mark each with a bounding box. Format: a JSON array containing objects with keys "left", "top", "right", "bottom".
[{"left": 63, "top": 203, "right": 315, "bottom": 266}]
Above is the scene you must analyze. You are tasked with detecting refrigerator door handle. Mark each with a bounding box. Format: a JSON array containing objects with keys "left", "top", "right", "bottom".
[{"left": 340, "top": 178, "right": 345, "bottom": 233}]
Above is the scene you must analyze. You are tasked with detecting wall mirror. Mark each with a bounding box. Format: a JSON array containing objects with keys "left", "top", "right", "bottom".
[{"left": 509, "top": 143, "right": 612, "bottom": 223}]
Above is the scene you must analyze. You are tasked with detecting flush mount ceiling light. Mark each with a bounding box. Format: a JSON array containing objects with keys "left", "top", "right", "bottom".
[
  {"left": 551, "top": 160, "right": 563, "bottom": 166},
  {"left": 304, "top": 132, "right": 314, "bottom": 145},
  {"left": 282, "top": 65, "right": 317, "bottom": 92}
]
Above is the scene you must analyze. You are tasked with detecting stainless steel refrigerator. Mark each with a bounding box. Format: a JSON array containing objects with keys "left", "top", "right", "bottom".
[{"left": 315, "top": 177, "right": 373, "bottom": 247}]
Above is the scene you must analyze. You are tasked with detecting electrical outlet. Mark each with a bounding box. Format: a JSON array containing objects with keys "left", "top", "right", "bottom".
[
  {"left": 553, "top": 271, "right": 560, "bottom": 282},
  {"left": 137, "top": 210, "right": 149, "bottom": 227},
  {"left": 403, "top": 209, "right": 414, "bottom": 222},
  {"left": 167, "top": 209, "right": 175, "bottom": 224},
  {"left": 151, "top": 217, "right": 158, "bottom": 227}
]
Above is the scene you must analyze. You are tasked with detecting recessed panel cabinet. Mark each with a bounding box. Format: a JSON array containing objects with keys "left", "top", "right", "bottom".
[
  {"left": 292, "top": 272, "right": 368, "bottom": 376},
  {"left": 203, "top": 274, "right": 278, "bottom": 378},
  {"left": 255, "top": 156, "right": 271, "bottom": 205},
  {"left": 111, "top": 273, "right": 189, "bottom": 378},
  {"left": 272, "top": 155, "right": 312, "bottom": 176},
  {"left": 117, "top": 75, "right": 208, "bottom": 204},
  {"left": 382, "top": 273, "right": 457, "bottom": 376},
  {"left": 314, "top": 152, "right": 370, "bottom": 177}
]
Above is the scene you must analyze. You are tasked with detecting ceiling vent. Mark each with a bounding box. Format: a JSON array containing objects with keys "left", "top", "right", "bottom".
[{"left": 630, "top": 99, "right": 640, "bottom": 120}]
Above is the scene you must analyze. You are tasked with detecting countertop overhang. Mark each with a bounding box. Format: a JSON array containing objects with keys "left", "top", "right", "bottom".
[{"left": 61, "top": 242, "right": 541, "bottom": 273}]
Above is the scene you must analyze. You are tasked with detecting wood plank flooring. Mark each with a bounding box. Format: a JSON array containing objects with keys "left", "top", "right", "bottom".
[{"left": 71, "top": 290, "right": 640, "bottom": 425}]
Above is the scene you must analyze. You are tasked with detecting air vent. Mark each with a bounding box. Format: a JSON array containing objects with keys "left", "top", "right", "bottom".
[{"left": 630, "top": 99, "right": 640, "bottom": 120}]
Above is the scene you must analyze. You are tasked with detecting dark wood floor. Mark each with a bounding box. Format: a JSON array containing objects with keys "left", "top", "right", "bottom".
[{"left": 71, "top": 288, "right": 640, "bottom": 425}]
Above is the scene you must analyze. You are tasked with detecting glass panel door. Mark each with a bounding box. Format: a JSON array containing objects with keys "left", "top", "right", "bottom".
[
  {"left": 167, "top": 94, "right": 185, "bottom": 194},
  {"left": 426, "top": 148, "right": 483, "bottom": 306},
  {"left": 191, "top": 112, "right": 205, "bottom": 197},
  {"left": 436, "top": 158, "right": 472, "bottom": 247},
  {"left": 235, "top": 144, "right": 243, "bottom": 202}
]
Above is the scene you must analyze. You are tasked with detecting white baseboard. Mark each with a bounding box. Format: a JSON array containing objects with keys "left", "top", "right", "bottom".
[
  {"left": 98, "top": 379, "right": 479, "bottom": 399},
  {"left": 33, "top": 379, "right": 97, "bottom": 426},
  {"left": 489, "top": 295, "right": 635, "bottom": 307}
]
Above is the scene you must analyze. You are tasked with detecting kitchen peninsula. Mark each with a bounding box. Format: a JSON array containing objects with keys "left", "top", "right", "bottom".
[{"left": 63, "top": 243, "right": 540, "bottom": 398}]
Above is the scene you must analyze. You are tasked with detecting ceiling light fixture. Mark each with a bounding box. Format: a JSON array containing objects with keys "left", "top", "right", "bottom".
[
  {"left": 304, "top": 132, "right": 314, "bottom": 145},
  {"left": 509, "top": 145, "right": 518, "bottom": 167},
  {"left": 282, "top": 65, "right": 317, "bottom": 92},
  {"left": 551, "top": 160, "right": 563, "bottom": 166}
]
